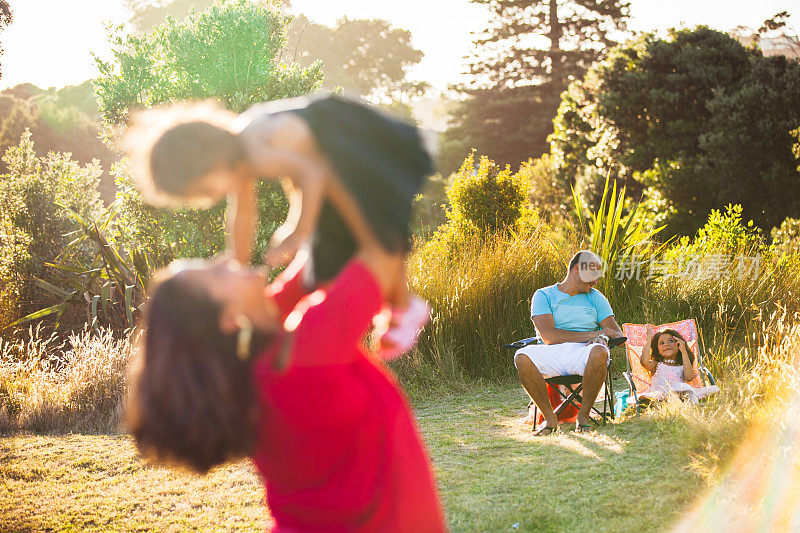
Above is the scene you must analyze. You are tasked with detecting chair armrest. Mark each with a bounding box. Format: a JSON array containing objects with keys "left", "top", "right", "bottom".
[
  {"left": 500, "top": 336, "right": 542, "bottom": 350},
  {"left": 699, "top": 365, "right": 716, "bottom": 386},
  {"left": 608, "top": 336, "right": 627, "bottom": 349},
  {"left": 622, "top": 371, "right": 641, "bottom": 402}
]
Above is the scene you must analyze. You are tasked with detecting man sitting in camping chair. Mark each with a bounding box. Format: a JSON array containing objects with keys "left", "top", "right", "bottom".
[{"left": 514, "top": 250, "right": 624, "bottom": 435}]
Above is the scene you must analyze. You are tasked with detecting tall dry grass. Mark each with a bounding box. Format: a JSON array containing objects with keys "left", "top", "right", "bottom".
[
  {"left": 400, "top": 217, "right": 800, "bottom": 384},
  {"left": 399, "top": 222, "right": 579, "bottom": 381},
  {"left": 0, "top": 325, "right": 131, "bottom": 434},
  {"left": 646, "top": 309, "right": 800, "bottom": 482},
  {"left": 3, "top": 218, "right": 800, "bottom": 437}
]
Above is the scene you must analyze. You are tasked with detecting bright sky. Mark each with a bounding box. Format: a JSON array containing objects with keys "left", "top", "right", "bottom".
[{"left": 1, "top": 0, "right": 799, "bottom": 92}]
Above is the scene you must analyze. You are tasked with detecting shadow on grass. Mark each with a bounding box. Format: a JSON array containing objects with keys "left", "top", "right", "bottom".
[
  {"left": 2, "top": 384, "right": 706, "bottom": 533},
  {"left": 416, "top": 383, "right": 703, "bottom": 532}
]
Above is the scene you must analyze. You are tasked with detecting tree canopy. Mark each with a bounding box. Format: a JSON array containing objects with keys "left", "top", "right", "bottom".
[
  {"left": 0, "top": 0, "right": 12, "bottom": 81},
  {"left": 441, "top": 0, "right": 629, "bottom": 174},
  {"left": 0, "top": 83, "right": 117, "bottom": 197},
  {"left": 94, "top": 0, "right": 320, "bottom": 264},
  {"left": 550, "top": 26, "right": 800, "bottom": 235},
  {"left": 282, "top": 14, "right": 426, "bottom": 101},
  {"left": 95, "top": 0, "right": 322, "bottom": 124}
]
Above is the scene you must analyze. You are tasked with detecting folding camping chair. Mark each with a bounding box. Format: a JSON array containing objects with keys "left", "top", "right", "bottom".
[
  {"left": 622, "top": 319, "right": 716, "bottom": 411},
  {"left": 503, "top": 336, "right": 625, "bottom": 426}
]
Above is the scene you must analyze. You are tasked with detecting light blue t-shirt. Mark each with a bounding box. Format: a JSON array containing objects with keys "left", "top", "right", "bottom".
[{"left": 530, "top": 284, "right": 614, "bottom": 332}]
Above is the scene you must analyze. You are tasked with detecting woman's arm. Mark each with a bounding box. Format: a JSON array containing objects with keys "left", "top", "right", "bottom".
[
  {"left": 679, "top": 338, "right": 696, "bottom": 381},
  {"left": 640, "top": 326, "right": 657, "bottom": 374}
]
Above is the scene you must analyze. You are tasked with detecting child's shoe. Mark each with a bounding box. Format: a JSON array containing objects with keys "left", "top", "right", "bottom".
[{"left": 377, "top": 296, "right": 431, "bottom": 361}]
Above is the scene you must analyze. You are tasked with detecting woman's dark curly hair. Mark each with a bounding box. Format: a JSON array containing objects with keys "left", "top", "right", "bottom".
[
  {"left": 650, "top": 329, "right": 694, "bottom": 366},
  {"left": 127, "top": 268, "right": 273, "bottom": 474}
]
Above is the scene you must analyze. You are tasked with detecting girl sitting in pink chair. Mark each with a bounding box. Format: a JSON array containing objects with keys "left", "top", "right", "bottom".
[{"left": 639, "top": 326, "right": 720, "bottom": 404}]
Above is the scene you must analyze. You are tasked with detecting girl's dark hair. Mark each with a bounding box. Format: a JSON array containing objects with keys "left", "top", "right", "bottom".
[
  {"left": 650, "top": 329, "right": 694, "bottom": 366},
  {"left": 128, "top": 269, "right": 272, "bottom": 474},
  {"left": 149, "top": 121, "right": 245, "bottom": 197}
]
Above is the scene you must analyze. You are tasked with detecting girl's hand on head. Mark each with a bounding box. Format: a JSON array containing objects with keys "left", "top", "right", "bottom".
[{"left": 678, "top": 337, "right": 688, "bottom": 354}]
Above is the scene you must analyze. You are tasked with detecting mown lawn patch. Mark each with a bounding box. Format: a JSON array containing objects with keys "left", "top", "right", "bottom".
[{"left": 1, "top": 383, "right": 706, "bottom": 532}]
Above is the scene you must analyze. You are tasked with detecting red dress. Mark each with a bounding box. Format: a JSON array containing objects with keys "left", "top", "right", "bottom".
[{"left": 252, "top": 260, "right": 446, "bottom": 532}]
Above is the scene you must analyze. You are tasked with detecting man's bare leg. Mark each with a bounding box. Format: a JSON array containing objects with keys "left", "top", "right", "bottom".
[
  {"left": 576, "top": 346, "right": 609, "bottom": 426},
  {"left": 515, "top": 354, "right": 558, "bottom": 428}
]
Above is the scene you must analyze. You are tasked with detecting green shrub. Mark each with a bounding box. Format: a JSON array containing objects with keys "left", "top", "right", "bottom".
[
  {"left": 0, "top": 131, "right": 103, "bottom": 331},
  {"left": 403, "top": 221, "right": 578, "bottom": 379},
  {"left": 667, "top": 204, "right": 765, "bottom": 259},
  {"left": 410, "top": 173, "right": 450, "bottom": 239},
  {"left": 771, "top": 217, "right": 800, "bottom": 256},
  {"left": 446, "top": 152, "right": 531, "bottom": 234},
  {"left": 517, "top": 153, "right": 570, "bottom": 222}
]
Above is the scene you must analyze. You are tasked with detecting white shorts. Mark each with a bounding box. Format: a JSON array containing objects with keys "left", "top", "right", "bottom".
[{"left": 513, "top": 342, "right": 609, "bottom": 378}]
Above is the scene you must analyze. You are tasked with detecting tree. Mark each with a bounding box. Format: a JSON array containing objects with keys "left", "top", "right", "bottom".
[
  {"left": 0, "top": 0, "right": 12, "bottom": 81},
  {"left": 94, "top": 0, "right": 322, "bottom": 265},
  {"left": 126, "top": 0, "right": 216, "bottom": 33},
  {"left": 551, "top": 27, "right": 751, "bottom": 204},
  {"left": 550, "top": 26, "right": 800, "bottom": 236},
  {"left": 96, "top": 0, "right": 322, "bottom": 122},
  {"left": 0, "top": 84, "right": 118, "bottom": 197},
  {"left": 441, "top": 0, "right": 629, "bottom": 175},
  {"left": 0, "top": 131, "right": 103, "bottom": 329},
  {"left": 699, "top": 55, "right": 800, "bottom": 231},
  {"left": 282, "top": 14, "right": 426, "bottom": 102}
]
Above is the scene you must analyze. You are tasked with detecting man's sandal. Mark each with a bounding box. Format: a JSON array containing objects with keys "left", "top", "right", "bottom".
[
  {"left": 574, "top": 421, "right": 594, "bottom": 433},
  {"left": 533, "top": 425, "right": 559, "bottom": 437}
]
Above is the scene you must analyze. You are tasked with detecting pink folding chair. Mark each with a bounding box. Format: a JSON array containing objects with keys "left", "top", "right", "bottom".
[{"left": 622, "top": 318, "right": 716, "bottom": 410}]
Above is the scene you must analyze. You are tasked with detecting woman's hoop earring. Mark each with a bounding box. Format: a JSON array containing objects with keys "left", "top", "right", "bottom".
[{"left": 235, "top": 314, "right": 254, "bottom": 361}]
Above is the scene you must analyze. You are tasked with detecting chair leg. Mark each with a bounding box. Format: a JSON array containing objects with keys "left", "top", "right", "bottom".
[
  {"left": 605, "top": 375, "right": 615, "bottom": 423},
  {"left": 529, "top": 401, "right": 540, "bottom": 428}
]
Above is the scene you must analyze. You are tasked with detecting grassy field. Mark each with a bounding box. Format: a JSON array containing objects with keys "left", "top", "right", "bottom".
[{"left": 2, "top": 383, "right": 708, "bottom": 532}]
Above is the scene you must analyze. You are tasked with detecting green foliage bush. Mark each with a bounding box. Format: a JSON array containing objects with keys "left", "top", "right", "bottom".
[
  {"left": 92, "top": 0, "right": 320, "bottom": 268},
  {"left": 0, "top": 132, "right": 103, "bottom": 330},
  {"left": 112, "top": 166, "right": 287, "bottom": 265},
  {"left": 0, "top": 83, "right": 117, "bottom": 188},
  {"left": 550, "top": 26, "right": 800, "bottom": 237},
  {"left": 446, "top": 152, "right": 532, "bottom": 234},
  {"left": 668, "top": 204, "right": 764, "bottom": 259},
  {"left": 517, "top": 153, "right": 569, "bottom": 222},
  {"left": 94, "top": 0, "right": 322, "bottom": 122},
  {"left": 409, "top": 173, "right": 450, "bottom": 238},
  {"left": 771, "top": 217, "right": 800, "bottom": 263}
]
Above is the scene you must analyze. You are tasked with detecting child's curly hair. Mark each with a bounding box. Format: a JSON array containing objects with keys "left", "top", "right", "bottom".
[{"left": 121, "top": 101, "right": 244, "bottom": 207}]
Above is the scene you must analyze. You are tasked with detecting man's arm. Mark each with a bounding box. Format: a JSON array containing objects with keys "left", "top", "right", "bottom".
[
  {"left": 598, "top": 316, "right": 623, "bottom": 338},
  {"left": 533, "top": 314, "right": 601, "bottom": 345},
  {"left": 532, "top": 314, "right": 623, "bottom": 345}
]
